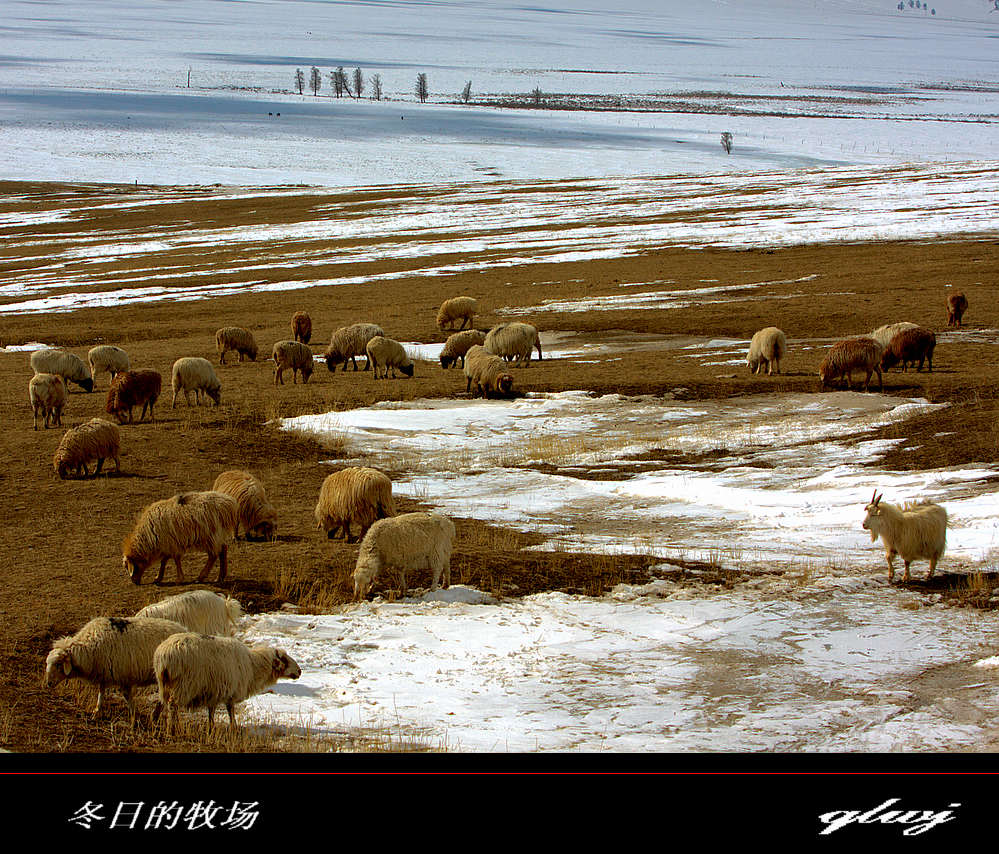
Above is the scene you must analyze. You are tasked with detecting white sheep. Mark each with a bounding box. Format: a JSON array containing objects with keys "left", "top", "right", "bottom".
[
  {"left": 353, "top": 511, "right": 456, "bottom": 599},
  {"left": 212, "top": 469, "right": 278, "bottom": 541},
  {"left": 484, "top": 322, "right": 543, "bottom": 367},
  {"left": 44, "top": 615, "right": 188, "bottom": 720},
  {"left": 135, "top": 590, "right": 243, "bottom": 636},
  {"left": 314, "top": 467, "right": 396, "bottom": 543},
  {"left": 436, "top": 296, "right": 478, "bottom": 331},
  {"left": 171, "top": 357, "right": 222, "bottom": 407},
  {"left": 439, "top": 329, "right": 486, "bottom": 369},
  {"left": 87, "top": 345, "right": 130, "bottom": 389},
  {"left": 746, "top": 327, "right": 787, "bottom": 376},
  {"left": 271, "top": 340, "right": 315, "bottom": 385},
  {"left": 53, "top": 417, "right": 121, "bottom": 479},
  {"left": 862, "top": 491, "right": 947, "bottom": 583},
  {"left": 365, "top": 336, "right": 415, "bottom": 379},
  {"left": 463, "top": 344, "right": 514, "bottom": 398},
  {"left": 215, "top": 326, "right": 259, "bottom": 364},
  {"left": 152, "top": 633, "right": 301, "bottom": 733},
  {"left": 324, "top": 323, "right": 385, "bottom": 372},
  {"left": 28, "top": 372, "right": 66, "bottom": 430},
  {"left": 30, "top": 348, "right": 93, "bottom": 393},
  {"left": 870, "top": 322, "right": 918, "bottom": 351}
]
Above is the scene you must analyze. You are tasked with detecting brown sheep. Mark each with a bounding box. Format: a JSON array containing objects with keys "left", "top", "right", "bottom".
[
  {"left": 212, "top": 470, "right": 278, "bottom": 541},
  {"left": 946, "top": 292, "right": 968, "bottom": 327},
  {"left": 215, "top": 327, "right": 258, "bottom": 364},
  {"left": 819, "top": 337, "right": 884, "bottom": 393},
  {"left": 29, "top": 372, "right": 66, "bottom": 430},
  {"left": 440, "top": 329, "right": 486, "bottom": 369},
  {"left": 272, "top": 340, "right": 315, "bottom": 385},
  {"left": 53, "top": 418, "right": 121, "bottom": 479},
  {"left": 464, "top": 345, "right": 514, "bottom": 398},
  {"left": 292, "top": 311, "right": 312, "bottom": 344},
  {"left": 314, "top": 467, "right": 396, "bottom": 543},
  {"left": 881, "top": 327, "right": 936, "bottom": 373},
  {"left": 436, "top": 296, "right": 478, "bottom": 331},
  {"left": 105, "top": 369, "right": 162, "bottom": 424}
]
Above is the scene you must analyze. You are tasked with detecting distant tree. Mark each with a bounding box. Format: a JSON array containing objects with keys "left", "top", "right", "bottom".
[
  {"left": 353, "top": 68, "right": 365, "bottom": 99},
  {"left": 331, "top": 67, "right": 350, "bottom": 98},
  {"left": 371, "top": 73, "right": 383, "bottom": 101},
  {"left": 531, "top": 87, "right": 543, "bottom": 106},
  {"left": 295, "top": 68, "right": 305, "bottom": 95},
  {"left": 310, "top": 66, "right": 322, "bottom": 96},
  {"left": 339, "top": 66, "right": 353, "bottom": 98},
  {"left": 720, "top": 132, "right": 733, "bottom": 154},
  {"left": 461, "top": 81, "right": 472, "bottom": 104},
  {"left": 416, "top": 72, "right": 428, "bottom": 103}
]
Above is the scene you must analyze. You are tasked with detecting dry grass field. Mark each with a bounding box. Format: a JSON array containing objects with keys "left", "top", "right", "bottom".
[{"left": 1, "top": 181, "right": 997, "bottom": 754}]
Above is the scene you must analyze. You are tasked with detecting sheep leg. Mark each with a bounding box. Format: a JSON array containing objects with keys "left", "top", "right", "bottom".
[
  {"left": 174, "top": 556, "right": 184, "bottom": 583},
  {"left": 875, "top": 366, "right": 883, "bottom": 393},
  {"left": 928, "top": 556, "right": 938, "bottom": 579},
  {"left": 206, "top": 706, "right": 215, "bottom": 733},
  {"left": 226, "top": 701, "right": 237, "bottom": 728},
  {"left": 218, "top": 545, "right": 228, "bottom": 582},
  {"left": 197, "top": 551, "right": 218, "bottom": 583},
  {"left": 93, "top": 685, "right": 105, "bottom": 717},
  {"left": 466, "top": 375, "right": 472, "bottom": 393},
  {"left": 903, "top": 560, "right": 911, "bottom": 583},
  {"left": 886, "top": 550, "right": 896, "bottom": 583},
  {"left": 93, "top": 458, "right": 104, "bottom": 477}
]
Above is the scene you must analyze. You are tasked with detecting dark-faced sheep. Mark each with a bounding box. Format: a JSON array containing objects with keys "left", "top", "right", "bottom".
[
  {"left": 881, "top": 327, "right": 936, "bottom": 373},
  {"left": 123, "top": 491, "right": 238, "bottom": 585},
  {"left": 153, "top": 633, "right": 301, "bottom": 734},
  {"left": 862, "top": 491, "right": 947, "bottom": 583},
  {"left": 324, "top": 323, "right": 385, "bottom": 372},
  {"left": 819, "top": 337, "right": 884, "bottom": 393},
  {"left": 436, "top": 296, "right": 478, "bottom": 331},
  {"left": 947, "top": 292, "right": 968, "bottom": 327},
  {"left": 135, "top": 590, "right": 243, "bottom": 636},
  {"left": 365, "top": 336, "right": 414, "bottom": 379},
  {"left": 746, "top": 327, "right": 787, "bottom": 376},
  {"left": 44, "top": 616, "right": 188, "bottom": 720},
  {"left": 440, "top": 329, "right": 486, "bottom": 369},
  {"left": 29, "top": 372, "right": 66, "bottom": 430},
  {"left": 87, "top": 345, "right": 130, "bottom": 389},
  {"left": 106, "top": 369, "right": 162, "bottom": 424},
  {"left": 171, "top": 357, "right": 222, "bottom": 407},
  {"left": 272, "top": 340, "right": 315, "bottom": 385},
  {"left": 30, "top": 348, "right": 93, "bottom": 393},
  {"left": 212, "top": 470, "right": 278, "bottom": 541},
  {"left": 464, "top": 345, "right": 514, "bottom": 398},
  {"left": 215, "top": 327, "right": 258, "bottom": 364},
  {"left": 53, "top": 418, "right": 121, "bottom": 479},
  {"left": 291, "top": 310, "right": 312, "bottom": 344},
  {"left": 314, "top": 467, "right": 396, "bottom": 543},
  {"left": 353, "top": 511, "right": 456, "bottom": 600},
  {"left": 484, "top": 322, "right": 543, "bottom": 367}
]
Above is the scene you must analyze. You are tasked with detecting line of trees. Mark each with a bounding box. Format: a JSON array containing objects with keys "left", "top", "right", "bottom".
[{"left": 293, "top": 67, "right": 428, "bottom": 102}]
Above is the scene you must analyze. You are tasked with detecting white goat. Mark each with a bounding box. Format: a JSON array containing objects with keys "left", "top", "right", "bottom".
[{"left": 861, "top": 491, "right": 947, "bottom": 583}]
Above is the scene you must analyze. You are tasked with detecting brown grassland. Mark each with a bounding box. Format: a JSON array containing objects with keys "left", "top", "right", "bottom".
[{"left": 0, "top": 180, "right": 997, "bottom": 754}]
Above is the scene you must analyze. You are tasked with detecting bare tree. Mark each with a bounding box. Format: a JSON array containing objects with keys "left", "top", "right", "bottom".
[
  {"left": 310, "top": 66, "right": 322, "bottom": 96},
  {"left": 294, "top": 68, "right": 305, "bottom": 95},
  {"left": 531, "top": 87, "right": 543, "bottom": 106},
  {"left": 461, "top": 81, "right": 472, "bottom": 104},
  {"left": 353, "top": 68, "right": 365, "bottom": 99},
  {"left": 339, "top": 66, "right": 353, "bottom": 98},
  {"left": 330, "top": 67, "right": 346, "bottom": 98},
  {"left": 371, "top": 73, "right": 383, "bottom": 101},
  {"left": 416, "top": 72, "right": 428, "bottom": 103},
  {"left": 720, "top": 132, "right": 733, "bottom": 154}
]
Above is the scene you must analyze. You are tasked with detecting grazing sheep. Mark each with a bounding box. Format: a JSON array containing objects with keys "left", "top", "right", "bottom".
[
  {"left": 439, "top": 329, "right": 486, "bottom": 369},
  {"left": 153, "top": 633, "right": 301, "bottom": 733},
  {"left": 215, "top": 326, "right": 259, "bottom": 364},
  {"left": 30, "top": 348, "right": 93, "bottom": 393},
  {"left": 87, "top": 345, "right": 130, "bottom": 389},
  {"left": 324, "top": 323, "right": 385, "bottom": 372},
  {"left": 870, "top": 321, "right": 918, "bottom": 351},
  {"left": 819, "top": 337, "right": 884, "bottom": 393},
  {"left": 212, "top": 470, "right": 278, "bottom": 541},
  {"left": 291, "top": 310, "right": 312, "bottom": 344},
  {"left": 135, "top": 590, "right": 243, "bottom": 637},
  {"left": 171, "top": 357, "right": 222, "bottom": 407},
  {"left": 105, "top": 369, "right": 162, "bottom": 424},
  {"left": 881, "top": 327, "right": 936, "bottom": 373},
  {"left": 28, "top": 372, "right": 66, "bottom": 430},
  {"left": 947, "top": 292, "right": 968, "bottom": 327},
  {"left": 436, "top": 296, "right": 478, "bottom": 331},
  {"left": 464, "top": 345, "right": 514, "bottom": 398},
  {"left": 53, "top": 418, "right": 121, "bottom": 479},
  {"left": 271, "top": 340, "right": 315, "bottom": 385},
  {"left": 746, "top": 327, "right": 787, "bottom": 376},
  {"left": 862, "top": 491, "right": 947, "bottom": 583},
  {"left": 353, "top": 511, "right": 456, "bottom": 600},
  {"left": 123, "top": 491, "right": 238, "bottom": 585},
  {"left": 314, "top": 467, "right": 396, "bottom": 543},
  {"left": 44, "top": 616, "right": 188, "bottom": 720},
  {"left": 365, "top": 336, "right": 415, "bottom": 379},
  {"left": 484, "top": 322, "right": 543, "bottom": 367}
]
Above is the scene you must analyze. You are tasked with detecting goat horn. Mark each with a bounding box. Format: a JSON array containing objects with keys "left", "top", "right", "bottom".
[
  {"left": 874, "top": 492, "right": 883, "bottom": 506},
  {"left": 870, "top": 489, "right": 878, "bottom": 505}
]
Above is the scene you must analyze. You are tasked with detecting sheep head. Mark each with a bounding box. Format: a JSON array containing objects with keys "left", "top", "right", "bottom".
[
  {"left": 400, "top": 363, "right": 415, "bottom": 378},
  {"left": 440, "top": 353, "right": 455, "bottom": 369},
  {"left": 43, "top": 647, "right": 73, "bottom": 687},
  {"left": 206, "top": 386, "right": 222, "bottom": 406},
  {"left": 862, "top": 491, "right": 884, "bottom": 542},
  {"left": 77, "top": 377, "right": 94, "bottom": 393},
  {"left": 123, "top": 551, "right": 150, "bottom": 584},
  {"left": 272, "top": 649, "right": 301, "bottom": 680}
]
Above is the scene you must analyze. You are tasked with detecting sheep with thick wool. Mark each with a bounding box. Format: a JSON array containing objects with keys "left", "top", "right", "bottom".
[
  {"left": 44, "top": 615, "right": 188, "bottom": 720},
  {"left": 881, "top": 327, "right": 936, "bottom": 373},
  {"left": 215, "top": 326, "right": 258, "bottom": 364},
  {"left": 30, "top": 348, "right": 93, "bottom": 393},
  {"left": 353, "top": 511, "right": 456, "bottom": 599},
  {"left": 746, "top": 327, "right": 787, "bottom": 376},
  {"left": 271, "top": 340, "right": 315, "bottom": 385},
  {"left": 212, "top": 470, "right": 278, "bottom": 541},
  {"left": 484, "top": 322, "right": 543, "bottom": 367},
  {"left": 436, "top": 296, "right": 478, "bottom": 331},
  {"left": 53, "top": 418, "right": 121, "bottom": 479},
  {"left": 947, "top": 292, "right": 968, "bottom": 327},
  {"left": 440, "top": 329, "right": 486, "bottom": 369},
  {"left": 29, "top": 372, "right": 66, "bottom": 430},
  {"left": 105, "top": 369, "right": 162, "bottom": 424},
  {"left": 870, "top": 322, "right": 918, "bottom": 351},
  {"left": 153, "top": 633, "right": 301, "bottom": 733},
  {"left": 819, "top": 337, "right": 884, "bottom": 393},
  {"left": 324, "top": 323, "right": 385, "bottom": 372},
  {"left": 135, "top": 590, "right": 243, "bottom": 637},
  {"left": 314, "top": 467, "right": 395, "bottom": 543},
  {"left": 862, "top": 491, "right": 947, "bottom": 583},
  {"left": 122, "top": 491, "right": 238, "bottom": 585},
  {"left": 87, "top": 345, "right": 130, "bottom": 389},
  {"left": 463, "top": 345, "right": 514, "bottom": 398},
  {"left": 171, "top": 357, "right": 222, "bottom": 407},
  {"left": 365, "top": 336, "right": 415, "bottom": 379},
  {"left": 291, "top": 310, "right": 312, "bottom": 344}
]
